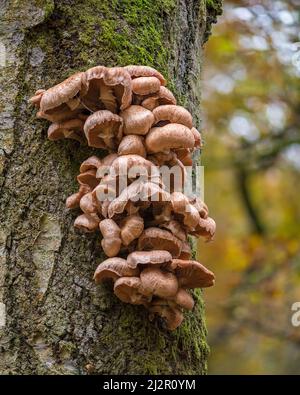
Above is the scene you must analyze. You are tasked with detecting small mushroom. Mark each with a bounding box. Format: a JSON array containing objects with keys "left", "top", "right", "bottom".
[
  {"left": 114, "top": 277, "right": 149, "bottom": 305},
  {"left": 152, "top": 105, "right": 193, "bottom": 129},
  {"left": 171, "top": 192, "right": 200, "bottom": 230},
  {"left": 120, "top": 105, "right": 154, "bottom": 136},
  {"left": 80, "top": 156, "right": 102, "bottom": 173},
  {"left": 124, "top": 65, "right": 166, "bottom": 86},
  {"left": 83, "top": 66, "right": 132, "bottom": 112},
  {"left": 120, "top": 214, "right": 144, "bottom": 246},
  {"left": 99, "top": 219, "right": 122, "bottom": 257},
  {"left": 159, "top": 220, "right": 187, "bottom": 242},
  {"left": 138, "top": 227, "right": 182, "bottom": 258},
  {"left": 189, "top": 196, "right": 209, "bottom": 219},
  {"left": 47, "top": 119, "right": 85, "bottom": 143},
  {"left": 118, "top": 135, "right": 146, "bottom": 158},
  {"left": 174, "top": 148, "right": 193, "bottom": 166},
  {"left": 131, "top": 76, "right": 161, "bottom": 96},
  {"left": 191, "top": 127, "right": 202, "bottom": 148},
  {"left": 107, "top": 179, "right": 142, "bottom": 219},
  {"left": 37, "top": 72, "right": 87, "bottom": 122},
  {"left": 29, "top": 89, "right": 45, "bottom": 107},
  {"left": 178, "top": 240, "right": 192, "bottom": 260},
  {"left": 127, "top": 250, "right": 172, "bottom": 269},
  {"left": 148, "top": 304, "right": 183, "bottom": 330},
  {"left": 74, "top": 213, "right": 100, "bottom": 232},
  {"left": 66, "top": 184, "right": 90, "bottom": 209},
  {"left": 140, "top": 267, "right": 178, "bottom": 298},
  {"left": 172, "top": 259, "right": 215, "bottom": 288},
  {"left": 80, "top": 192, "right": 99, "bottom": 215},
  {"left": 101, "top": 153, "right": 118, "bottom": 166},
  {"left": 170, "top": 288, "right": 195, "bottom": 310},
  {"left": 191, "top": 217, "right": 216, "bottom": 241},
  {"left": 110, "top": 155, "right": 160, "bottom": 182},
  {"left": 84, "top": 110, "right": 123, "bottom": 149},
  {"left": 94, "top": 257, "right": 139, "bottom": 284},
  {"left": 77, "top": 169, "right": 99, "bottom": 190},
  {"left": 145, "top": 124, "right": 195, "bottom": 154},
  {"left": 141, "top": 86, "right": 176, "bottom": 110}
]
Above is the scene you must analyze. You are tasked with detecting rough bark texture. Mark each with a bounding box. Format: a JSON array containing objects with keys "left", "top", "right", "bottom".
[{"left": 0, "top": 0, "right": 222, "bottom": 375}]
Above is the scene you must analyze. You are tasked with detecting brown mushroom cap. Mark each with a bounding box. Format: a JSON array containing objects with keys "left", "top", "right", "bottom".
[
  {"left": 127, "top": 250, "right": 172, "bottom": 269},
  {"left": 172, "top": 259, "right": 215, "bottom": 288},
  {"left": 140, "top": 267, "right": 178, "bottom": 298},
  {"left": 131, "top": 76, "right": 161, "bottom": 96},
  {"left": 120, "top": 214, "right": 144, "bottom": 246},
  {"left": 148, "top": 304, "right": 183, "bottom": 330},
  {"left": 47, "top": 119, "right": 85, "bottom": 143},
  {"left": 77, "top": 169, "right": 99, "bottom": 190},
  {"left": 84, "top": 110, "right": 123, "bottom": 149},
  {"left": 66, "top": 185, "right": 90, "bottom": 209},
  {"left": 141, "top": 86, "right": 176, "bottom": 110},
  {"left": 107, "top": 179, "right": 142, "bottom": 218},
  {"left": 114, "top": 277, "right": 149, "bottom": 305},
  {"left": 120, "top": 105, "right": 154, "bottom": 136},
  {"left": 110, "top": 155, "right": 160, "bottom": 181},
  {"left": 145, "top": 124, "right": 195, "bottom": 154},
  {"left": 170, "top": 288, "right": 195, "bottom": 310},
  {"left": 138, "top": 227, "right": 182, "bottom": 258},
  {"left": 118, "top": 135, "right": 146, "bottom": 158},
  {"left": 94, "top": 257, "right": 139, "bottom": 284},
  {"left": 40, "top": 72, "right": 86, "bottom": 113},
  {"left": 191, "top": 127, "right": 202, "bottom": 148},
  {"left": 79, "top": 156, "right": 102, "bottom": 173},
  {"left": 171, "top": 192, "right": 200, "bottom": 230},
  {"left": 124, "top": 65, "right": 166, "bottom": 86},
  {"left": 192, "top": 217, "right": 216, "bottom": 240},
  {"left": 80, "top": 192, "right": 99, "bottom": 215},
  {"left": 83, "top": 66, "right": 132, "bottom": 113},
  {"left": 189, "top": 196, "right": 209, "bottom": 219},
  {"left": 104, "top": 67, "right": 132, "bottom": 110},
  {"left": 174, "top": 148, "right": 193, "bottom": 166},
  {"left": 74, "top": 213, "right": 99, "bottom": 232},
  {"left": 153, "top": 105, "right": 193, "bottom": 129},
  {"left": 99, "top": 219, "right": 122, "bottom": 257},
  {"left": 178, "top": 240, "right": 192, "bottom": 260},
  {"left": 159, "top": 220, "right": 187, "bottom": 242},
  {"left": 29, "top": 89, "right": 45, "bottom": 108},
  {"left": 101, "top": 153, "right": 118, "bottom": 167}
]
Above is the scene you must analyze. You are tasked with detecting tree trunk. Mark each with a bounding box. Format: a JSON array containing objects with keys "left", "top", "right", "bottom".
[{"left": 0, "top": 0, "right": 222, "bottom": 375}]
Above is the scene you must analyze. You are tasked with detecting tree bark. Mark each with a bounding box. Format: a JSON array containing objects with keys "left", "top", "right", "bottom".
[{"left": 0, "top": 0, "right": 222, "bottom": 375}]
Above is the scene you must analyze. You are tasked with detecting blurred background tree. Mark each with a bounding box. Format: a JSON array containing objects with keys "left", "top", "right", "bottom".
[{"left": 200, "top": 0, "right": 300, "bottom": 374}]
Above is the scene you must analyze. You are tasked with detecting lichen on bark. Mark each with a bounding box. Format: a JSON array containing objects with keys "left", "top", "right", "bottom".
[{"left": 0, "top": 0, "right": 222, "bottom": 374}]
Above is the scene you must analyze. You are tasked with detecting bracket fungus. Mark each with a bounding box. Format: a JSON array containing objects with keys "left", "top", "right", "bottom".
[{"left": 30, "top": 64, "right": 216, "bottom": 330}]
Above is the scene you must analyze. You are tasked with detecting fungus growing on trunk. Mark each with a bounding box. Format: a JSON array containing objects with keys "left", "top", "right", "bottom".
[{"left": 30, "top": 64, "right": 216, "bottom": 331}]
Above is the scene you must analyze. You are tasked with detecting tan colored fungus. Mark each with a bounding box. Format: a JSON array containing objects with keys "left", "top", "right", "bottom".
[
  {"left": 84, "top": 110, "right": 123, "bottom": 149},
  {"left": 32, "top": 64, "right": 216, "bottom": 331},
  {"left": 99, "top": 219, "right": 122, "bottom": 257},
  {"left": 118, "top": 135, "right": 146, "bottom": 158},
  {"left": 120, "top": 105, "right": 154, "bottom": 135},
  {"left": 138, "top": 227, "right": 182, "bottom": 258},
  {"left": 124, "top": 65, "right": 166, "bottom": 86},
  {"left": 127, "top": 250, "right": 172, "bottom": 269},
  {"left": 94, "top": 257, "right": 139, "bottom": 284},
  {"left": 153, "top": 105, "right": 193, "bottom": 129},
  {"left": 120, "top": 214, "right": 144, "bottom": 246},
  {"left": 141, "top": 86, "right": 176, "bottom": 110},
  {"left": 145, "top": 124, "right": 195, "bottom": 153},
  {"left": 140, "top": 267, "right": 178, "bottom": 298}
]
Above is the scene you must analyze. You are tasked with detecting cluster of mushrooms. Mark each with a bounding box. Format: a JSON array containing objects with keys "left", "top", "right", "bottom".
[{"left": 30, "top": 65, "right": 216, "bottom": 330}]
